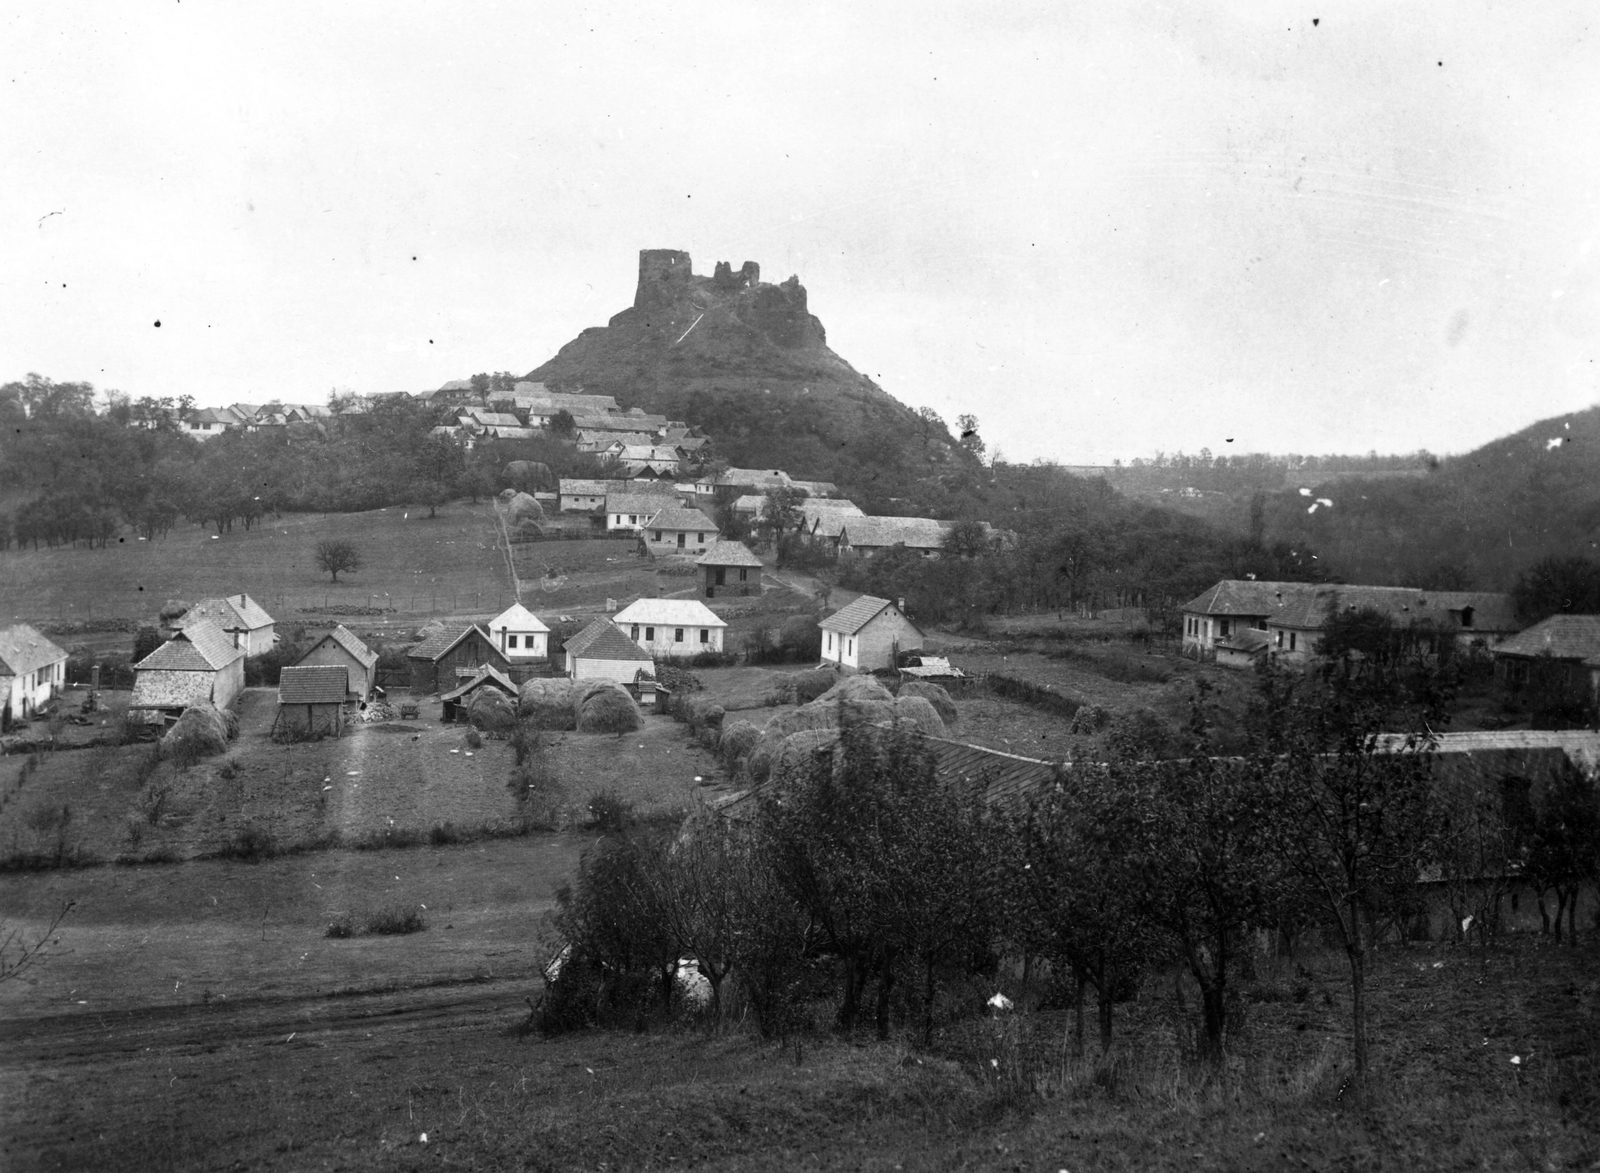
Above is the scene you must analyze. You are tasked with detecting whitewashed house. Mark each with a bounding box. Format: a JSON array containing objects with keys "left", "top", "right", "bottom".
[
  {"left": 176, "top": 594, "right": 277, "bottom": 657},
  {"left": 819, "top": 595, "right": 923, "bottom": 673},
  {"left": 487, "top": 602, "right": 550, "bottom": 661},
  {"left": 612, "top": 599, "right": 727, "bottom": 658},
  {"left": 642, "top": 506, "right": 719, "bottom": 554},
  {"left": 0, "top": 624, "right": 68, "bottom": 729},
  {"left": 563, "top": 617, "right": 654, "bottom": 682}
]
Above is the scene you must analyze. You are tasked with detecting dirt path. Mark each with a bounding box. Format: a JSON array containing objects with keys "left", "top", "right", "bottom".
[{"left": 489, "top": 497, "right": 525, "bottom": 604}]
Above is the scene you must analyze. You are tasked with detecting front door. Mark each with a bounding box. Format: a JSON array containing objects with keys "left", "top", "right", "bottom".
[
  {"left": 677, "top": 533, "right": 685, "bottom": 548},
  {"left": 715, "top": 568, "right": 726, "bottom": 585}
]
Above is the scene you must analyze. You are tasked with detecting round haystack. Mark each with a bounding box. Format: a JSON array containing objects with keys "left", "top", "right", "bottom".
[
  {"left": 779, "top": 666, "right": 838, "bottom": 705},
  {"left": 508, "top": 491, "right": 545, "bottom": 524},
  {"left": 468, "top": 688, "right": 518, "bottom": 734},
  {"left": 719, "top": 719, "right": 760, "bottom": 764},
  {"left": 896, "top": 681, "right": 957, "bottom": 727},
  {"left": 158, "top": 599, "right": 192, "bottom": 623},
  {"left": 815, "top": 675, "right": 894, "bottom": 706},
  {"left": 414, "top": 618, "right": 448, "bottom": 642},
  {"left": 764, "top": 703, "right": 840, "bottom": 742},
  {"left": 161, "top": 703, "right": 230, "bottom": 761},
  {"left": 574, "top": 681, "right": 643, "bottom": 734},
  {"left": 519, "top": 678, "right": 578, "bottom": 730},
  {"left": 890, "top": 694, "right": 947, "bottom": 737},
  {"left": 770, "top": 728, "right": 842, "bottom": 787}
]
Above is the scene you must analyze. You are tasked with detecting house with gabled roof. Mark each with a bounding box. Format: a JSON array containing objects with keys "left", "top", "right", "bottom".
[
  {"left": 274, "top": 665, "right": 348, "bottom": 738},
  {"left": 294, "top": 625, "right": 379, "bottom": 701},
  {"left": 642, "top": 505, "right": 719, "bottom": 554},
  {"left": 606, "top": 492, "right": 672, "bottom": 532},
  {"left": 175, "top": 594, "right": 277, "bottom": 657},
  {"left": 405, "top": 625, "right": 511, "bottom": 695},
  {"left": 697, "top": 539, "right": 763, "bottom": 599},
  {"left": 819, "top": 594, "right": 923, "bottom": 673},
  {"left": 486, "top": 602, "right": 550, "bottom": 668},
  {"left": 559, "top": 479, "right": 614, "bottom": 514},
  {"left": 0, "top": 624, "right": 68, "bottom": 729},
  {"left": 837, "top": 516, "right": 953, "bottom": 557},
  {"left": 613, "top": 599, "right": 727, "bottom": 657},
  {"left": 563, "top": 617, "right": 655, "bottom": 682},
  {"left": 129, "top": 619, "right": 246, "bottom": 726},
  {"left": 1493, "top": 615, "right": 1600, "bottom": 724}
]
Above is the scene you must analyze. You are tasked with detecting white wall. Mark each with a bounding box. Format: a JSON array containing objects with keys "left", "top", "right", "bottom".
[
  {"left": 622, "top": 620, "right": 723, "bottom": 657},
  {"left": 570, "top": 655, "right": 643, "bottom": 683}
]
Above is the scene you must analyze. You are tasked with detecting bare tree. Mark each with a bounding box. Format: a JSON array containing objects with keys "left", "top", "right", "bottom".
[
  {"left": 1, "top": 901, "right": 76, "bottom": 984},
  {"left": 314, "top": 539, "right": 361, "bottom": 583}
]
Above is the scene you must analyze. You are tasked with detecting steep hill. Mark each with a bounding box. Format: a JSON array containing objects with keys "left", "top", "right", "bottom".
[
  {"left": 525, "top": 250, "right": 973, "bottom": 511},
  {"left": 1264, "top": 404, "right": 1600, "bottom": 589}
]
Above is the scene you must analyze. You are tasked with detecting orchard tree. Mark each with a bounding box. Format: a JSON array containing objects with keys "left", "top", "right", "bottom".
[{"left": 314, "top": 539, "right": 361, "bottom": 583}]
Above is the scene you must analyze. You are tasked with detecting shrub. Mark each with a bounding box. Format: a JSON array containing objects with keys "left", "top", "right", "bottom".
[
  {"left": 365, "top": 905, "right": 427, "bottom": 935},
  {"left": 587, "top": 789, "right": 634, "bottom": 832},
  {"left": 325, "top": 916, "right": 356, "bottom": 939},
  {"left": 217, "top": 822, "right": 277, "bottom": 862},
  {"left": 429, "top": 821, "right": 463, "bottom": 846},
  {"left": 464, "top": 727, "right": 483, "bottom": 749}
]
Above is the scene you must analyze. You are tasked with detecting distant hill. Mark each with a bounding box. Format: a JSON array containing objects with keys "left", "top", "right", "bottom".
[
  {"left": 1261, "top": 405, "right": 1600, "bottom": 589},
  {"left": 524, "top": 250, "right": 976, "bottom": 512}
]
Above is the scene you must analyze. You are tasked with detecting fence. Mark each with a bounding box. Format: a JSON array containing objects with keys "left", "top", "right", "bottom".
[{"left": 974, "top": 671, "right": 1084, "bottom": 719}]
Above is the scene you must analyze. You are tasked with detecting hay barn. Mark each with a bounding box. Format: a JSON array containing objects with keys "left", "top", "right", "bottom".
[{"left": 274, "top": 665, "right": 347, "bottom": 738}]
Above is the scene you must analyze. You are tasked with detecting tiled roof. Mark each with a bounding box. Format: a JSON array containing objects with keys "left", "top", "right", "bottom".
[
  {"left": 136, "top": 619, "right": 243, "bottom": 671},
  {"left": 565, "top": 618, "right": 653, "bottom": 661},
  {"left": 645, "top": 506, "right": 719, "bottom": 533},
  {"left": 0, "top": 624, "right": 66, "bottom": 677},
  {"left": 440, "top": 665, "right": 519, "bottom": 702},
  {"left": 716, "top": 468, "right": 792, "bottom": 488},
  {"left": 1493, "top": 615, "right": 1600, "bottom": 661},
  {"left": 300, "top": 625, "right": 378, "bottom": 671},
  {"left": 696, "top": 539, "right": 763, "bottom": 568},
  {"left": 406, "top": 624, "right": 484, "bottom": 662},
  {"left": 1182, "top": 580, "right": 1320, "bottom": 618},
  {"left": 469, "top": 411, "right": 522, "bottom": 427},
  {"left": 487, "top": 426, "right": 539, "bottom": 440},
  {"left": 613, "top": 599, "right": 728, "bottom": 628},
  {"left": 572, "top": 415, "right": 660, "bottom": 433},
  {"left": 840, "top": 517, "right": 952, "bottom": 550},
  {"left": 488, "top": 603, "right": 550, "bottom": 633},
  {"left": 560, "top": 479, "right": 613, "bottom": 496},
  {"left": 790, "top": 480, "right": 840, "bottom": 497},
  {"left": 279, "top": 665, "right": 349, "bottom": 705},
  {"left": 924, "top": 738, "right": 1068, "bottom": 811},
  {"left": 820, "top": 595, "right": 895, "bottom": 635},
  {"left": 607, "top": 493, "right": 673, "bottom": 516},
  {"left": 178, "top": 594, "right": 274, "bottom": 632},
  {"left": 1216, "top": 628, "right": 1273, "bottom": 653},
  {"left": 1271, "top": 586, "right": 1517, "bottom": 633}
]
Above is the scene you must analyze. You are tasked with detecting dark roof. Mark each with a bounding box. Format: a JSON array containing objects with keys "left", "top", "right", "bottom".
[
  {"left": 695, "top": 539, "right": 763, "bottom": 568},
  {"left": 1494, "top": 615, "right": 1600, "bottom": 662},
  {"left": 819, "top": 595, "right": 922, "bottom": 639},
  {"left": 1272, "top": 586, "right": 1517, "bottom": 633},
  {"left": 135, "top": 619, "right": 243, "bottom": 671},
  {"left": 924, "top": 738, "right": 1068, "bottom": 811},
  {"left": 565, "top": 617, "right": 653, "bottom": 662},
  {"left": 406, "top": 624, "right": 493, "bottom": 663},
  {"left": 440, "top": 666, "right": 518, "bottom": 703},
  {"left": 279, "top": 665, "right": 349, "bottom": 704},
  {"left": 0, "top": 624, "right": 67, "bottom": 677},
  {"left": 1182, "top": 580, "right": 1319, "bottom": 618},
  {"left": 299, "top": 625, "right": 378, "bottom": 671}
]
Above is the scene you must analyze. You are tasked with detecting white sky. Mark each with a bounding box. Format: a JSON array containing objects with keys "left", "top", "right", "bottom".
[{"left": 4, "top": 2, "right": 1597, "bottom": 464}]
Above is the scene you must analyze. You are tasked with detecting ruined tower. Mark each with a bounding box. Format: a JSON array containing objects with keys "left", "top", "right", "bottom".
[{"left": 634, "top": 249, "right": 693, "bottom": 309}]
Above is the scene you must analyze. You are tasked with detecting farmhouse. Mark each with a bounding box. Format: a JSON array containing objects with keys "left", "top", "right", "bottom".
[
  {"left": 802, "top": 500, "right": 865, "bottom": 548},
  {"left": 563, "top": 617, "right": 655, "bottom": 682},
  {"left": 1492, "top": 615, "right": 1600, "bottom": 724},
  {"left": 0, "top": 624, "right": 68, "bottom": 729},
  {"left": 605, "top": 492, "right": 670, "bottom": 532},
  {"left": 405, "top": 625, "right": 512, "bottom": 695},
  {"left": 1267, "top": 585, "right": 1518, "bottom": 662},
  {"left": 440, "top": 665, "right": 519, "bottom": 723},
  {"left": 176, "top": 594, "right": 277, "bottom": 657},
  {"left": 697, "top": 539, "right": 763, "bottom": 599},
  {"left": 181, "top": 406, "right": 238, "bottom": 440},
  {"left": 613, "top": 598, "right": 727, "bottom": 658},
  {"left": 716, "top": 468, "right": 794, "bottom": 492},
  {"left": 486, "top": 602, "right": 551, "bottom": 668},
  {"left": 819, "top": 595, "right": 923, "bottom": 673},
  {"left": 274, "top": 665, "right": 347, "bottom": 738},
  {"left": 129, "top": 619, "right": 246, "bottom": 726},
  {"left": 837, "top": 516, "right": 953, "bottom": 557},
  {"left": 643, "top": 505, "right": 719, "bottom": 554},
  {"left": 293, "top": 625, "right": 378, "bottom": 701},
  {"left": 1180, "top": 580, "right": 1318, "bottom": 658}
]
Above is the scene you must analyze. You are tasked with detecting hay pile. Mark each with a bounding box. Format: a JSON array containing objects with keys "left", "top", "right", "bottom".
[
  {"left": 814, "top": 675, "right": 895, "bottom": 706},
  {"left": 507, "top": 491, "right": 545, "bottom": 530},
  {"left": 777, "top": 666, "right": 838, "bottom": 705},
  {"left": 770, "top": 728, "right": 842, "bottom": 787},
  {"left": 468, "top": 688, "right": 518, "bottom": 734},
  {"left": 161, "top": 703, "right": 231, "bottom": 761},
  {"left": 1068, "top": 705, "right": 1111, "bottom": 735},
  {"left": 763, "top": 703, "right": 843, "bottom": 742},
  {"left": 897, "top": 680, "right": 957, "bottom": 727},
  {"left": 719, "top": 719, "right": 761, "bottom": 767},
  {"left": 575, "top": 681, "right": 643, "bottom": 734},
  {"left": 891, "top": 694, "right": 947, "bottom": 737},
  {"left": 519, "top": 678, "right": 578, "bottom": 731},
  {"left": 751, "top": 673, "right": 947, "bottom": 776}
]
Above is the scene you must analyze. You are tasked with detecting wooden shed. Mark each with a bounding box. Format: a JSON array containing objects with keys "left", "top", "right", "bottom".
[
  {"left": 274, "top": 665, "right": 347, "bottom": 739},
  {"left": 406, "top": 625, "right": 512, "bottom": 696}
]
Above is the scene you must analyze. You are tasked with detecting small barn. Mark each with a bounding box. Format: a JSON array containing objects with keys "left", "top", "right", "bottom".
[
  {"left": 406, "top": 625, "right": 512, "bottom": 696},
  {"left": 440, "top": 665, "right": 518, "bottom": 723},
  {"left": 175, "top": 594, "right": 277, "bottom": 656},
  {"left": 274, "top": 665, "right": 347, "bottom": 738},
  {"left": 294, "top": 625, "right": 379, "bottom": 701},
  {"left": 819, "top": 595, "right": 923, "bottom": 674},
  {"left": 0, "top": 624, "right": 68, "bottom": 730},
  {"left": 697, "top": 539, "right": 763, "bottom": 599},
  {"left": 563, "top": 617, "right": 654, "bottom": 683},
  {"left": 129, "top": 619, "right": 246, "bottom": 727}
]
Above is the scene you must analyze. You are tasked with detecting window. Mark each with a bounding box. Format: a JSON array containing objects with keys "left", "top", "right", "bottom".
[
  {"left": 631, "top": 625, "right": 640, "bottom": 640},
  {"left": 1219, "top": 619, "right": 1231, "bottom": 637},
  {"left": 674, "top": 628, "right": 684, "bottom": 642},
  {"left": 507, "top": 635, "right": 519, "bottom": 648},
  {"left": 654, "top": 531, "right": 662, "bottom": 541},
  {"left": 827, "top": 632, "right": 833, "bottom": 651},
  {"left": 645, "top": 627, "right": 655, "bottom": 641},
  {"left": 1289, "top": 632, "right": 1297, "bottom": 652},
  {"left": 847, "top": 639, "right": 854, "bottom": 657},
  {"left": 699, "top": 628, "right": 708, "bottom": 644},
  {"left": 698, "top": 533, "right": 706, "bottom": 543}
]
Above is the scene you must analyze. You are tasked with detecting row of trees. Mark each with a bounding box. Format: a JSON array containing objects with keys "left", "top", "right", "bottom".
[{"left": 543, "top": 665, "right": 1600, "bottom": 1092}]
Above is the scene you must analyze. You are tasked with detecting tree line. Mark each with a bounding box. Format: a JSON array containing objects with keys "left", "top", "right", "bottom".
[{"left": 539, "top": 662, "right": 1600, "bottom": 1094}]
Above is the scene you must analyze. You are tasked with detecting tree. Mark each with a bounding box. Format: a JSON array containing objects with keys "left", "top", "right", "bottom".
[
  {"left": 548, "top": 409, "right": 577, "bottom": 440},
  {"left": 1523, "top": 763, "right": 1600, "bottom": 944},
  {"left": 314, "top": 539, "right": 361, "bottom": 583},
  {"left": 1512, "top": 555, "right": 1600, "bottom": 625},
  {"left": 956, "top": 413, "right": 986, "bottom": 463},
  {"left": 757, "top": 486, "right": 807, "bottom": 552}
]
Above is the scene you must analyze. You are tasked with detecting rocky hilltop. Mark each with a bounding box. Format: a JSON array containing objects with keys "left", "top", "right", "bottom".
[{"left": 525, "top": 250, "right": 964, "bottom": 504}]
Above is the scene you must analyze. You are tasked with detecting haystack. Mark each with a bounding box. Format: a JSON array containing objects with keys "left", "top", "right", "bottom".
[
  {"left": 778, "top": 666, "right": 838, "bottom": 705},
  {"left": 763, "top": 703, "right": 841, "bottom": 742},
  {"left": 519, "top": 678, "right": 578, "bottom": 730},
  {"left": 161, "top": 702, "right": 231, "bottom": 761},
  {"left": 158, "top": 599, "right": 192, "bottom": 623},
  {"left": 719, "top": 719, "right": 761, "bottom": 764},
  {"left": 896, "top": 681, "right": 957, "bottom": 728},
  {"left": 574, "top": 680, "right": 643, "bottom": 734},
  {"left": 815, "top": 675, "right": 894, "bottom": 706},
  {"left": 468, "top": 689, "right": 518, "bottom": 734},
  {"left": 770, "top": 728, "right": 841, "bottom": 787},
  {"left": 891, "top": 694, "right": 947, "bottom": 737},
  {"left": 507, "top": 491, "right": 545, "bottom": 528}
]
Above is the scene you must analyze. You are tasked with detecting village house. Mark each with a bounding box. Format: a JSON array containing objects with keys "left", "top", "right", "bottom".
[
  {"left": 405, "top": 625, "right": 512, "bottom": 695},
  {"left": 563, "top": 617, "right": 655, "bottom": 682},
  {"left": 801, "top": 500, "right": 865, "bottom": 549},
  {"left": 572, "top": 414, "right": 663, "bottom": 437},
  {"left": 1179, "top": 580, "right": 1318, "bottom": 658},
  {"left": 293, "top": 625, "right": 379, "bottom": 702},
  {"left": 697, "top": 539, "right": 764, "bottom": 599},
  {"left": 0, "top": 624, "right": 68, "bottom": 729},
  {"left": 1492, "top": 615, "right": 1600, "bottom": 724},
  {"left": 181, "top": 406, "right": 240, "bottom": 440},
  {"left": 274, "top": 665, "right": 347, "bottom": 738},
  {"left": 176, "top": 594, "right": 277, "bottom": 657},
  {"left": 576, "top": 431, "right": 637, "bottom": 455},
  {"left": 440, "top": 665, "right": 519, "bottom": 723},
  {"left": 558, "top": 478, "right": 614, "bottom": 514},
  {"left": 616, "top": 444, "right": 684, "bottom": 477},
  {"left": 613, "top": 598, "right": 727, "bottom": 658},
  {"left": 716, "top": 468, "right": 795, "bottom": 493},
  {"left": 129, "top": 618, "right": 246, "bottom": 726},
  {"left": 1267, "top": 585, "right": 1518, "bottom": 662},
  {"left": 486, "top": 602, "right": 551, "bottom": 678},
  {"left": 642, "top": 505, "right": 719, "bottom": 554},
  {"left": 819, "top": 594, "right": 923, "bottom": 673},
  {"left": 836, "top": 516, "right": 954, "bottom": 557},
  {"left": 605, "top": 492, "right": 671, "bottom": 532}
]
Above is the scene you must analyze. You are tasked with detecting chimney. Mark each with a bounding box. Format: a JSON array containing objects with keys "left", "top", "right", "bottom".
[{"left": 897, "top": 597, "right": 905, "bottom": 612}]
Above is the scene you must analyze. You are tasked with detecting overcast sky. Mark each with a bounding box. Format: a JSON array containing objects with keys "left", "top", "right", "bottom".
[{"left": 4, "top": 2, "right": 1597, "bottom": 464}]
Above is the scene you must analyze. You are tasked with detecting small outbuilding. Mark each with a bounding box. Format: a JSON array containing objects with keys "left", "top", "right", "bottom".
[
  {"left": 0, "top": 624, "right": 69, "bottom": 730},
  {"left": 612, "top": 599, "right": 728, "bottom": 658},
  {"left": 129, "top": 619, "right": 246, "bottom": 727},
  {"left": 406, "top": 625, "right": 512, "bottom": 695},
  {"left": 564, "top": 617, "right": 655, "bottom": 683},
  {"left": 697, "top": 539, "right": 763, "bottom": 599},
  {"left": 294, "top": 625, "right": 379, "bottom": 701},
  {"left": 819, "top": 595, "right": 923, "bottom": 674},
  {"left": 274, "top": 665, "right": 348, "bottom": 738},
  {"left": 440, "top": 665, "right": 519, "bottom": 723}
]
